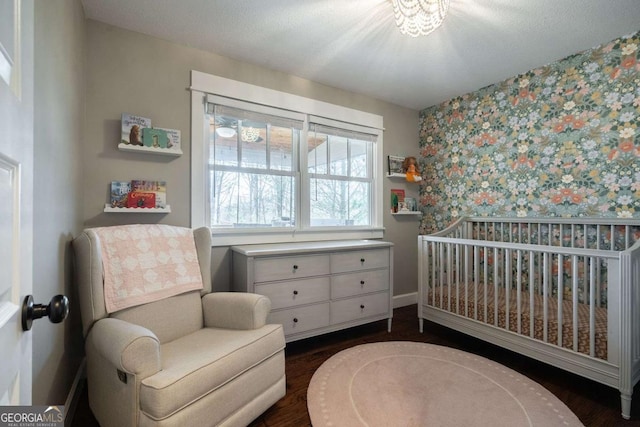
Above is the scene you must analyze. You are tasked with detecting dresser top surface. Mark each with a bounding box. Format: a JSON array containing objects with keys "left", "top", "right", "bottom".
[{"left": 231, "top": 239, "right": 393, "bottom": 257}]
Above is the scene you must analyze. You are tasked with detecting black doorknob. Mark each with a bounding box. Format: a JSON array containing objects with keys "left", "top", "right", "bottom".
[{"left": 21, "top": 294, "right": 69, "bottom": 331}]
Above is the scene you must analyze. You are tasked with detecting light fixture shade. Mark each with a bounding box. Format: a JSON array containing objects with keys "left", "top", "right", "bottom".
[
  {"left": 215, "top": 127, "right": 237, "bottom": 138},
  {"left": 391, "top": 0, "right": 449, "bottom": 37},
  {"left": 241, "top": 126, "right": 261, "bottom": 143}
]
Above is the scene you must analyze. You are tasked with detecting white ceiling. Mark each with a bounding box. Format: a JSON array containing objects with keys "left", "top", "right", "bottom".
[{"left": 81, "top": 0, "right": 640, "bottom": 110}]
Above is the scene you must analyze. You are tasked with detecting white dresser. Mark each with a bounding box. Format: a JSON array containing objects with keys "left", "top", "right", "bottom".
[{"left": 231, "top": 240, "right": 394, "bottom": 342}]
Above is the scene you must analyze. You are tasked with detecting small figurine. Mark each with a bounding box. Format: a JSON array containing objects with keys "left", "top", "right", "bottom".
[
  {"left": 129, "top": 125, "right": 143, "bottom": 146},
  {"left": 403, "top": 156, "right": 422, "bottom": 182}
]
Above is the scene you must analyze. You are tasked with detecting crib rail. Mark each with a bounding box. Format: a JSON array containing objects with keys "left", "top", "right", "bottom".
[{"left": 446, "top": 217, "right": 640, "bottom": 252}]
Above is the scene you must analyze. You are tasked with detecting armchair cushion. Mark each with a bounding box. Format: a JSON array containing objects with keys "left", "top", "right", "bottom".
[
  {"left": 88, "top": 318, "right": 161, "bottom": 377},
  {"left": 139, "top": 324, "right": 285, "bottom": 420},
  {"left": 202, "top": 292, "right": 271, "bottom": 330}
]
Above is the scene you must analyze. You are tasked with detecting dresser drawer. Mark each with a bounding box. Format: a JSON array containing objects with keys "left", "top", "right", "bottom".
[
  {"left": 256, "top": 277, "right": 330, "bottom": 310},
  {"left": 331, "top": 249, "right": 389, "bottom": 273},
  {"left": 254, "top": 254, "right": 330, "bottom": 282},
  {"left": 268, "top": 303, "right": 330, "bottom": 336},
  {"left": 331, "top": 269, "right": 389, "bottom": 299},
  {"left": 330, "top": 292, "right": 389, "bottom": 325}
]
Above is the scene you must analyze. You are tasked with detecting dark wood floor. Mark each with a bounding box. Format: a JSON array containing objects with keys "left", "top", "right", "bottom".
[{"left": 72, "top": 304, "right": 640, "bottom": 427}]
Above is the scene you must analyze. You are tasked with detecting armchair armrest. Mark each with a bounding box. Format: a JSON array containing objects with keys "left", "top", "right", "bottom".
[
  {"left": 202, "top": 292, "right": 271, "bottom": 330},
  {"left": 88, "top": 318, "right": 161, "bottom": 377}
]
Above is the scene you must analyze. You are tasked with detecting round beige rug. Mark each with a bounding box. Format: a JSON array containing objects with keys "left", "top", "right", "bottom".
[{"left": 307, "top": 341, "right": 583, "bottom": 426}]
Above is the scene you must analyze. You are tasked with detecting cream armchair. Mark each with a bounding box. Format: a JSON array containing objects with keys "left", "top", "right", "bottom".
[{"left": 73, "top": 225, "right": 285, "bottom": 427}]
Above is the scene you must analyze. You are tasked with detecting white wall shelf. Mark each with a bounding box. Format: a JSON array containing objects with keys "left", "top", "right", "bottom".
[
  {"left": 104, "top": 204, "right": 171, "bottom": 213},
  {"left": 386, "top": 173, "right": 406, "bottom": 179},
  {"left": 391, "top": 211, "right": 421, "bottom": 216},
  {"left": 118, "top": 143, "right": 182, "bottom": 157}
]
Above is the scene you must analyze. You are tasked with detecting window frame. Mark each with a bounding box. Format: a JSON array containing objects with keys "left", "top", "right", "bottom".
[{"left": 191, "top": 70, "right": 384, "bottom": 246}]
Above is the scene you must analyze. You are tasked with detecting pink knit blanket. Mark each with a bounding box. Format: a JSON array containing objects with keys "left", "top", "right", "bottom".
[{"left": 93, "top": 224, "right": 204, "bottom": 313}]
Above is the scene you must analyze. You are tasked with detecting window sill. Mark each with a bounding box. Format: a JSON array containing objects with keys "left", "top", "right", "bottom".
[{"left": 209, "top": 227, "right": 385, "bottom": 247}]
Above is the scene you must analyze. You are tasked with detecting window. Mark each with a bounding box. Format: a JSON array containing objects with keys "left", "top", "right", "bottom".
[
  {"left": 308, "top": 122, "right": 374, "bottom": 227},
  {"left": 207, "top": 101, "right": 303, "bottom": 229},
  {"left": 191, "top": 71, "right": 383, "bottom": 245}
]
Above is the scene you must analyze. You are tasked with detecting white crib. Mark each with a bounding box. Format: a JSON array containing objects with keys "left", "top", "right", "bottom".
[{"left": 418, "top": 217, "right": 640, "bottom": 419}]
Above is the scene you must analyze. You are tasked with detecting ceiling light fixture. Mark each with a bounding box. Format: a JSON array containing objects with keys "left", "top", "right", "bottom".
[
  {"left": 241, "top": 127, "right": 261, "bottom": 143},
  {"left": 215, "top": 127, "right": 237, "bottom": 138},
  {"left": 391, "top": 0, "right": 449, "bottom": 37}
]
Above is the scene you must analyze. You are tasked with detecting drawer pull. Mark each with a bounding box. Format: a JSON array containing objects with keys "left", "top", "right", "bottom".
[
  {"left": 360, "top": 258, "right": 365, "bottom": 263},
  {"left": 293, "top": 290, "right": 299, "bottom": 295},
  {"left": 360, "top": 304, "right": 365, "bottom": 309},
  {"left": 360, "top": 280, "right": 365, "bottom": 285},
  {"left": 293, "top": 265, "right": 299, "bottom": 270},
  {"left": 293, "top": 317, "right": 299, "bottom": 323}
]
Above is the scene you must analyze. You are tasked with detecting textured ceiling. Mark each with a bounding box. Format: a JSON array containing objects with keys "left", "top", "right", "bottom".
[{"left": 81, "top": 0, "right": 640, "bottom": 110}]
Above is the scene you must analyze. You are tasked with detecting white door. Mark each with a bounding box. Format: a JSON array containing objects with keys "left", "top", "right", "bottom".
[{"left": 0, "top": 0, "right": 34, "bottom": 406}]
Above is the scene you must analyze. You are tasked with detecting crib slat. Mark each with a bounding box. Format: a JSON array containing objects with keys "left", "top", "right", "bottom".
[
  {"left": 455, "top": 243, "right": 460, "bottom": 315},
  {"left": 505, "top": 248, "right": 511, "bottom": 332},
  {"left": 582, "top": 226, "right": 588, "bottom": 307},
  {"left": 474, "top": 246, "right": 479, "bottom": 320},
  {"left": 557, "top": 254, "right": 564, "bottom": 348},
  {"left": 518, "top": 222, "right": 522, "bottom": 242},
  {"left": 431, "top": 241, "right": 437, "bottom": 307},
  {"left": 572, "top": 255, "right": 579, "bottom": 353},
  {"left": 484, "top": 245, "right": 489, "bottom": 324},
  {"left": 626, "top": 225, "right": 630, "bottom": 250},
  {"left": 596, "top": 224, "right": 602, "bottom": 307},
  {"left": 610, "top": 224, "right": 615, "bottom": 251},
  {"left": 543, "top": 253, "right": 549, "bottom": 343},
  {"left": 538, "top": 224, "right": 543, "bottom": 295},
  {"left": 438, "top": 243, "right": 444, "bottom": 309},
  {"left": 494, "top": 247, "right": 499, "bottom": 327},
  {"left": 589, "top": 257, "right": 596, "bottom": 357},
  {"left": 529, "top": 251, "right": 535, "bottom": 339},
  {"left": 516, "top": 250, "right": 522, "bottom": 334},
  {"left": 464, "top": 244, "right": 470, "bottom": 318},
  {"left": 447, "top": 243, "right": 453, "bottom": 311}
]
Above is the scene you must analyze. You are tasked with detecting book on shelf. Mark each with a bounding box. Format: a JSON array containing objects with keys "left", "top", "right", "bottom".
[
  {"left": 109, "top": 180, "right": 166, "bottom": 209},
  {"left": 110, "top": 181, "right": 131, "bottom": 208},
  {"left": 127, "top": 191, "right": 156, "bottom": 208},
  {"left": 390, "top": 189, "right": 405, "bottom": 213},
  {"left": 157, "top": 127, "right": 181, "bottom": 151},
  {"left": 131, "top": 180, "right": 167, "bottom": 208},
  {"left": 121, "top": 113, "right": 151, "bottom": 146},
  {"left": 142, "top": 127, "right": 169, "bottom": 148}
]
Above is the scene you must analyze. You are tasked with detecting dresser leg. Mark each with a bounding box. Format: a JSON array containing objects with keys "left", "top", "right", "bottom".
[
  {"left": 419, "top": 318, "right": 423, "bottom": 333},
  {"left": 387, "top": 317, "right": 392, "bottom": 332}
]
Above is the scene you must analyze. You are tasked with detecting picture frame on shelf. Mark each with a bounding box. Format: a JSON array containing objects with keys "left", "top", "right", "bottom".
[{"left": 387, "top": 155, "right": 405, "bottom": 176}]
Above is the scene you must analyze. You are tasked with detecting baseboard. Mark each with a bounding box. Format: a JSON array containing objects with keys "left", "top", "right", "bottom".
[
  {"left": 393, "top": 292, "right": 417, "bottom": 308},
  {"left": 64, "top": 358, "right": 86, "bottom": 427}
]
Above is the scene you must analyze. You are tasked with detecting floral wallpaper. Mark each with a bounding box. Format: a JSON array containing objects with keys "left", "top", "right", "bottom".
[{"left": 418, "top": 31, "right": 640, "bottom": 234}]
